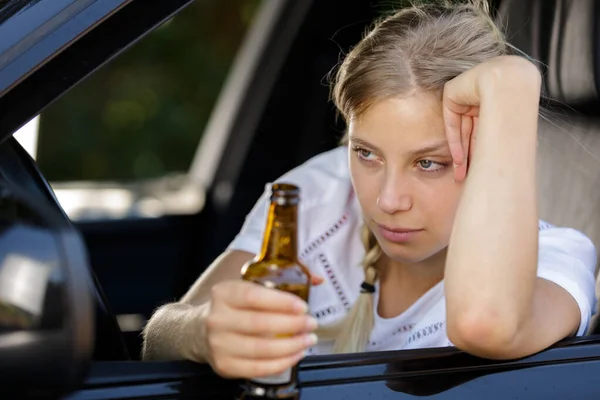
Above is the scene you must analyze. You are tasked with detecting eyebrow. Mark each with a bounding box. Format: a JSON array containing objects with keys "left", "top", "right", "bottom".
[
  {"left": 349, "top": 137, "right": 450, "bottom": 158},
  {"left": 407, "top": 140, "right": 450, "bottom": 159},
  {"left": 349, "top": 137, "right": 383, "bottom": 154}
]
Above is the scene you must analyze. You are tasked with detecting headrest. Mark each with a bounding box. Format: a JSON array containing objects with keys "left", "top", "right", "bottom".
[{"left": 497, "top": 0, "right": 599, "bottom": 107}]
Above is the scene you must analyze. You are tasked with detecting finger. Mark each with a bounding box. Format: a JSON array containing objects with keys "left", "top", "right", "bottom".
[
  {"left": 212, "top": 281, "right": 308, "bottom": 314},
  {"left": 443, "top": 69, "right": 481, "bottom": 113},
  {"left": 207, "top": 307, "right": 318, "bottom": 336},
  {"left": 212, "top": 351, "right": 305, "bottom": 380},
  {"left": 469, "top": 117, "right": 479, "bottom": 163},
  {"left": 311, "top": 274, "right": 325, "bottom": 286},
  {"left": 455, "top": 115, "right": 473, "bottom": 182},
  {"left": 210, "top": 332, "right": 317, "bottom": 360},
  {"left": 464, "top": 105, "right": 480, "bottom": 117},
  {"left": 443, "top": 103, "right": 465, "bottom": 167}
]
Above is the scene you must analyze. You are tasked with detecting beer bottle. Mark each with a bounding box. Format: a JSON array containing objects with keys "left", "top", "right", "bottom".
[{"left": 239, "top": 183, "right": 311, "bottom": 399}]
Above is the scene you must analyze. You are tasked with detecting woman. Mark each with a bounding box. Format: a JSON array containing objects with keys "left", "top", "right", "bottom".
[{"left": 142, "top": 0, "right": 597, "bottom": 380}]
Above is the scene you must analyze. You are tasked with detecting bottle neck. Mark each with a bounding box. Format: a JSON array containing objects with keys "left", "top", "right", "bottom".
[{"left": 258, "top": 202, "right": 299, "bottom": 262}]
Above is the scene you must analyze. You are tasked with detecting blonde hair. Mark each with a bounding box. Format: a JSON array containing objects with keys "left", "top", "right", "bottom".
[{"left": 320, "top": 0, "right": 514, "bottom": 353}]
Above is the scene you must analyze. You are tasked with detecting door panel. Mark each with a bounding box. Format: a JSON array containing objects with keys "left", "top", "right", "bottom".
[
  {"left": 301, "top": 360, "right": 600, "bottom": 399},
  {"left": 66, "top": 341, "right": 600, "bottom": 399}
]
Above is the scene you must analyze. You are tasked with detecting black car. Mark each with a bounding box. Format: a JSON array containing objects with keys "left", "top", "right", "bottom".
[{"left": 1, "top": 0, "right": 600, "bottom": 399}]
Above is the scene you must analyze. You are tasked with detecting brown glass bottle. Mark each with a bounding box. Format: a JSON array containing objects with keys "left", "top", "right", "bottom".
[{"left": 239, "top": 183, "right": 310, "bottom": 400}]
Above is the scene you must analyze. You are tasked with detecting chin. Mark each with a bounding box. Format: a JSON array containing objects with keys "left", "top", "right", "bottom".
[{"left": 377, "top": 242, "right": 433, "bottom": 264}]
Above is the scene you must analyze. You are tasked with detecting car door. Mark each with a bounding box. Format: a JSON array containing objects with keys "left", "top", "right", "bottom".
[
  {"left": 64, "top": 337, "right": 600, "bottom": 399},
  {"left": 4, "top": 0, "right": 600, "bottom": 399}
]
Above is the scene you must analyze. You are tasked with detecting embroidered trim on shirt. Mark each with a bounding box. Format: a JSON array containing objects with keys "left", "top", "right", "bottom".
[
  {"left": 300, "top": 189, "right": 355, "bottom": 260},
  {"left": 318, "top": 253, "right": 351, "bottom": 309},
  {"left": 406, "top": 322, "right": 445, "bottom": 345},
  {"left": 300, "top": 212, "right": 351, "bottom": 260},
  {"left": 313, "top": 304, "right": 343, "bottom": 320},
  {"left": 370, "top": 323, "right": 415, "bottom": 348}
]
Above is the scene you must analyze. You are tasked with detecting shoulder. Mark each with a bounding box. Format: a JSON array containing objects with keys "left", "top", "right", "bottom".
[
  {"left": 537, "top": 220, "right": 598, "bottom": 334},
  {"left": 538, "top": 220, "right": 597, "bottom": 269}
]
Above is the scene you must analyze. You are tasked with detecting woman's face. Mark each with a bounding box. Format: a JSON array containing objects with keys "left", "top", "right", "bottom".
[{"left": 348, "top": 92, "right": 462, "bottom": 264}]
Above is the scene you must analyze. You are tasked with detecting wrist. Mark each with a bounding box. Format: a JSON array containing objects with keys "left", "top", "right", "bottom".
[
  {"left": 479, "top": 56, "right": 542, "bottom": 102},
  {"left": 179, "top": 302, "right": 211, "bottom": 363}
]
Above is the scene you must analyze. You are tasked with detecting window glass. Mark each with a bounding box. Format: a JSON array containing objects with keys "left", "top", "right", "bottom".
[{"left": 36, "top": 0, "right": 262, "bottom": 182}]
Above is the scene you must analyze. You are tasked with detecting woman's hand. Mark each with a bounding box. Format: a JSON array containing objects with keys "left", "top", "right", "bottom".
[
  {"left": 199, "top": 279, "right": 321, "bottom": 379},
  {"left": 442, "top": 55, "right": 542, "bottom": 182}
]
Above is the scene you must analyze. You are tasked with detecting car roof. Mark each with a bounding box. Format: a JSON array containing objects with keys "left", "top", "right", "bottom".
[{"left": 0, "top": 0, "right": 193, "bottom": 143}]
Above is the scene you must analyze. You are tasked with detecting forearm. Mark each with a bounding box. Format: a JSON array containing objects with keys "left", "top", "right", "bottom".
[
  {"left": 142, "top": 302, "right": 209, "bottom": 362},
  {"left": 142, "top": 251, "right": 254, "bottom": 361},
  {"left": 445, "top": 68, "right": 541, "bottom": 348}
]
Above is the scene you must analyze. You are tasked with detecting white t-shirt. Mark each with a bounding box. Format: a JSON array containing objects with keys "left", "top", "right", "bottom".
[{"left": 227, "top": 146, "right": 598, "bottom": 355}]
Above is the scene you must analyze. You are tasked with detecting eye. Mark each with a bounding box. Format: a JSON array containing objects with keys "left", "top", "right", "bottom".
[
  {"left": 417, "top": 159, "right": 447, "bottom": 172},
  {"left": 352, "top": 146, "right": 379, "bottom": 164}
]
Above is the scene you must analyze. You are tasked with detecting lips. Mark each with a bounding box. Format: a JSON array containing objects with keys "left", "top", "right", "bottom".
[
  {"left": 378, "top": 224, "right": 420, "bottom": 233},
  {"left": 376, "top": 224, "right": 423, "bottom": 244}
]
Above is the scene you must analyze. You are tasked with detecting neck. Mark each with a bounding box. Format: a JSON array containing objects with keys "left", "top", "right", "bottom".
[
  {"left": 376, "top": 249, "right": 446, "bottom": 318},
  {"left": 380, "top": 249, "right": 446, "bottom": 286},
  {"left": 258, "top": 203, "right": 299, "bottom": 261}
]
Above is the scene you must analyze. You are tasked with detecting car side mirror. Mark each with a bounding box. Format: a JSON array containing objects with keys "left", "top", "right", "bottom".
[{"left": 0, "top": 180, "right": 94, "bottom": 398}]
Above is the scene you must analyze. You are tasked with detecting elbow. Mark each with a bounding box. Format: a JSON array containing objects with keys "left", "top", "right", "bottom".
[{"left": 447, "top": 309, "right": 521, "bottom": 359}]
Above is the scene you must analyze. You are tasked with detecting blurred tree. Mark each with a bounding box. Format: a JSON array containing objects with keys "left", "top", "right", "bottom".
[{"left": 37, "top": 0, "right": 261, "bottom": 182}]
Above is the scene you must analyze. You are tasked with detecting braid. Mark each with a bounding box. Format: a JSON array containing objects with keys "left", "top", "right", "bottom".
[
  {"left": 331, "top": 225, "right": 382, "bottom": 353},
  {"left": 314, "top": 225, "right": 382, "bottom": 353}
]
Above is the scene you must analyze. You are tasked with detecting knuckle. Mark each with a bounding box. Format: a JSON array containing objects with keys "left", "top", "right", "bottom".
[
  {"left": 205, "top": 313, "right": 219, "bottom": 331},
  {"left": 488, "top": 57, "right": 541, "bottom": 89},
  {"left": 253, "top": 363, "right": 272, "bottom": 377},
  {"left": 291, "top": 315, "right": 306, "bottom": 332},
  {"left": 257, "top": 360, "right": 288, "bottom": 378},
  {"left": 211, "top": 356, "right": 232, "bottom": 377},
  {"left": 247, "top": 337, "right": 267, "bottom": 358},
  {"left": 206, "top": 331, "right": 219, "bottom": 351},
  {"left": 210, "top": 282, "right": 226, "bottom": 301},
  {"left": 251, "top": 314, "right": 271, "bottom": 333},
  {"left": 241, "top": 284, "right": 260, "bottom": 307}
]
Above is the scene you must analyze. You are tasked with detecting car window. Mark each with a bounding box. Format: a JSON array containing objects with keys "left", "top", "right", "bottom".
[
  {"left": 15, "top": 0, "right": 262, "bottom": 221},
  {"left": 36, "top": 0, "right": 261, "bottom": 183}
]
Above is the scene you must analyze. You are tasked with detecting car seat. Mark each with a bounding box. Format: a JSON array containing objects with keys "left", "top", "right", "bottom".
[{"left": 497, "top": 0, "right": 600, "bottom": 333}]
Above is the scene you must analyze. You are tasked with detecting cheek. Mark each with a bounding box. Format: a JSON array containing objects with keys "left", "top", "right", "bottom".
[{"left": 349, "top": 158, "right": 379, "bottom": 210}]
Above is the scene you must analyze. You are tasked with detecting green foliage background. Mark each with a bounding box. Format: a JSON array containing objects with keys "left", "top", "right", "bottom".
[{"left": 37, "top": 0, "right": 261, "bottom": 182}]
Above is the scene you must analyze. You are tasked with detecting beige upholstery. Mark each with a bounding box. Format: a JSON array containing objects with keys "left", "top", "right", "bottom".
[
  {"left": 538, "top": 115, "right": 600, "bottom": 330},
  {"left": 498, "top": 0, "right": 600, "bottom": 326},
  {"left": 537, "top": 115, "right": 600, "bottom": 266}
]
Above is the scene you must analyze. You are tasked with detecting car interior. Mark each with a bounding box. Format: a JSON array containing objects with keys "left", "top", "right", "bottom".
[
  {"left": 3, "top": 0, "right": 600, "bottom": 394},
  {"left": 498, "top": 0, "right": 600, "bottom": 332},
  {"left": 56, "top": 0, "right": 600, "bottom": 364},
  {"left": 56, "top": 0, "right": 600, "bottom": 362}
]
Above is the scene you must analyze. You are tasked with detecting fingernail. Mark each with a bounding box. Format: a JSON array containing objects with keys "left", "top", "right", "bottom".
[
  {"left": 305, "top": 316, "right": 318, "bottom": 331},
  {"left": 294, "top": 300, "right": 309, "bottom": 313},
  {"left": 305, "top": 333, "right": 318, "bottom": 347}
]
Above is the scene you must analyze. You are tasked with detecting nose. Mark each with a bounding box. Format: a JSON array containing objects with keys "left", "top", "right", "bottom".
[{"left": 377, "top": 171, "right": 413, "bottom": 214}]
